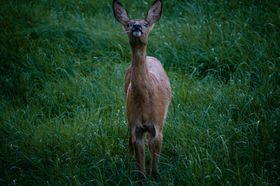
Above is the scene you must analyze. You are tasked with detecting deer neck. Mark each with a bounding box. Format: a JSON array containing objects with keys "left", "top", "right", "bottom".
[{"left": 130, "top": 44, "right": 150, "bottom": 95}]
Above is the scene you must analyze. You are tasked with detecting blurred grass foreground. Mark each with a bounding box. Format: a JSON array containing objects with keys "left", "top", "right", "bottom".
[{"left": 0, "top": 0, "right": 279, "bottom": 185}]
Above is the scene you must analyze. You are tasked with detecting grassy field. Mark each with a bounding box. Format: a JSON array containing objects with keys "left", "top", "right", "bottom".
[{"left": 0, "top": 0, "right": 279, "bottom": 185}]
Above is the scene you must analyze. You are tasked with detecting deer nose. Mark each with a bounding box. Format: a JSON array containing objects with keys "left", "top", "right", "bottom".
[{"left": 132, "top": 24, "right": 142, "bottom": 31}]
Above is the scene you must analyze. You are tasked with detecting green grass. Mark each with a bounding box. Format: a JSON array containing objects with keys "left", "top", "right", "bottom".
[{"left": 1, "top": 0, "right": 279, "bottom": 185}]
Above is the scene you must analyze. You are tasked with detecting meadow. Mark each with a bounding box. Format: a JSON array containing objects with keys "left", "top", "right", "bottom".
[{"left": 0, "top": 0, "right": 279, "bottom": 185}]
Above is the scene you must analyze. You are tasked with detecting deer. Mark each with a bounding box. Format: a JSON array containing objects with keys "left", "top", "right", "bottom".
[{"left": 112, "top": 0, "right": 171, "bottom": 183}]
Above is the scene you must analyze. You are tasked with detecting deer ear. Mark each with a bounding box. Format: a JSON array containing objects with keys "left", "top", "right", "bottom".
[
  {"left": 113, "top": 0, "right": 130, "bottom": 25},
  {"left": 145, "top": 0, "right": 163, "bottom": 25}
]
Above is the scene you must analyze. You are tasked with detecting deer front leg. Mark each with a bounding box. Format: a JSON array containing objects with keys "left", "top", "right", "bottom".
[
  {"left": 131, "top": 126, "right": 145, "bottom": 183},
  {"left": 148, "top": 127, "right": 162, "bottom": 180},
  {"left": 129, "top": 130, "right": 134, "bottom": 155}
]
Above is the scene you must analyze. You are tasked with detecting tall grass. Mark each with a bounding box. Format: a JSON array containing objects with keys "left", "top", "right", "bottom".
[{"left": 1, "top": 0, "right": 279, "bottom": 185}]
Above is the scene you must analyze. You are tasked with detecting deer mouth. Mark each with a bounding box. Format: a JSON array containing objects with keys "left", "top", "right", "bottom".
[{"left": 132, "top": 30, "right": 142, "bottom": 37}]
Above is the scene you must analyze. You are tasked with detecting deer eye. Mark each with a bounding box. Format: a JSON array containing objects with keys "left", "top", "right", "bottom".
[{"left": 127, "top": 23, "right": 132, "bottom": 28}]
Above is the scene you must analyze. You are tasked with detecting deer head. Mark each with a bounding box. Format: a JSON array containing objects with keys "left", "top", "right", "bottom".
[{"left": 113, "top": 0, "right": 163, "bottom": 45}]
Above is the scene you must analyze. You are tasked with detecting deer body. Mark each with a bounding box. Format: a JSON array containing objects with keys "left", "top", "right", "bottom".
[{"left": 113, "top": 0, "right": 171, "bottom": 181}]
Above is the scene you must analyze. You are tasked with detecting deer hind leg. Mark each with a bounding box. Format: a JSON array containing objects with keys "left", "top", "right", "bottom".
[
  {"left": 147, "top": 125, "right": 162, "bottom": 180},
  {"left": 131, "top": 126, "right": 146, "bottom": 182}
]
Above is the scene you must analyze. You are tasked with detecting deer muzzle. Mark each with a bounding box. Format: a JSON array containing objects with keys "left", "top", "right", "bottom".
[{"left": 132, "top": 24, "right": 143, "bottom": 37}]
